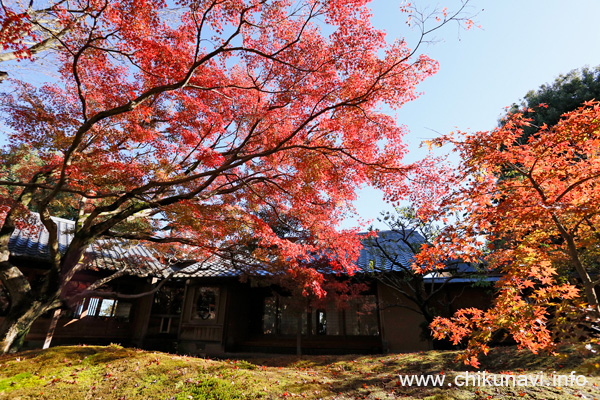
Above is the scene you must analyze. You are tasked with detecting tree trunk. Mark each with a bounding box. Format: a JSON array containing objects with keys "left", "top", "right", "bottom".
[
  {"left": 0, "top": 298, "right": 56, "bottom": 354},
  {"left": 0, "top": 261, "right": 60, "bottom": 354},
  {"left": 565, "top": 236, "right": 600, "bottom": 313},
  {"left": 549, "top": 213, "right": 600, "bottom": 314}
]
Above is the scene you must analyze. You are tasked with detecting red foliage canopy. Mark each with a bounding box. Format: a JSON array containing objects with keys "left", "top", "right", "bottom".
[
  {"left": 414, "top": 102, "right": 600, "bottom": 366},
  {"left": 0, "top": 0, "right": 445, "bottom": 296}
]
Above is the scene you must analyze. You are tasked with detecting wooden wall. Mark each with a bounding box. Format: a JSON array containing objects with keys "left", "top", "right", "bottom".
[
  {"left": 377, "top": 283, "right": 432, "bottom": 353},
  {"left": 177, "top": 282, "right": 229, "bottom": 355},
  {"left": 377, "top": 280, "right": 494, "bottom": 353}
]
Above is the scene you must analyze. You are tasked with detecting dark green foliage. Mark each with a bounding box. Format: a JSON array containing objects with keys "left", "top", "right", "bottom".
[{"left": 502, "top": 66, "right": 600, "bottom": 140}]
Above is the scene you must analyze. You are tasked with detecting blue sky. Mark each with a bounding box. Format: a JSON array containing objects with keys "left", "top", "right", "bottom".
[{"left": 342, "top": 0, "right": 600, "bottom": 230}]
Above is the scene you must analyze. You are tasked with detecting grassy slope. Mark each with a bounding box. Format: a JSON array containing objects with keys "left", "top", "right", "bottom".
[{"left": 0, "top": 344, "right": 599, "bottom": 399}]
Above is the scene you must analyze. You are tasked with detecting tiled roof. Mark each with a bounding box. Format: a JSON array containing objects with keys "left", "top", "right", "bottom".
[
  {"left": 166, "top": 229, "right": 490, "bottom": 281},
  {"left": 355, "top": 230, "right": 494, "bottom": 283},
  {"left": 9, "top": 216, "right": 494, "bottom": 282},
  {"left": 9, "top": 215, "right": 73, "bottom": 260},
  {"left": 169, "top": 257, "right": 241, "bottom": 279},
  {"left": 355, "top": 230, "right": 419, "bottom": 273},
  {"left": 9, "top": 214, "right": 167, "bottom": 278}
]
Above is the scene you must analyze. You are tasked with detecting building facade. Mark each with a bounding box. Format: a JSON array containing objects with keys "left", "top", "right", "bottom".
[{"left": 0, "top": 217, "right": 494, "bottom": 355}]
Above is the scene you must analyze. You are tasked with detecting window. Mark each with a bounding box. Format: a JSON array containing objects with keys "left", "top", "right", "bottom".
[
  {"left": 86, "top": 297, "right": 100, "bottom": 316},
  {"left": 315, "top": 310, "right": 327, "bottom": 335},
  {"left": 192, "top": 287, "right": 219, "bottom": 321},
  {"left": 98, "top": 299, "right": 118, "bottom": 317},
  {"left": 152, "top": 286, "right": 184, "bottom": 315},
  {"left": 262, "top": 296, "right": 277, "bottom": 334},
  {"left": 262, "top": 296, "right": 307, "bottom": 335},
  {"left": 278, "top": 296, "right": 307, "bottom": 335},
  {"left": 310, "top": 302, "right": 342, "bottom": 335},
  {"left": 114, "top": 302, "right": 132, "bottom": 319},
  {"left": 262, "top": 294, "right": 379, "bottom": 336},
  {"left": 345, "top": 295, "right": 379, "bottom": 336},
  {"left": 74, "top": 297, "right": 132, "bottom": 320},
  {"left": 75, "top": 300, "right": 85, "bottom": 317}
]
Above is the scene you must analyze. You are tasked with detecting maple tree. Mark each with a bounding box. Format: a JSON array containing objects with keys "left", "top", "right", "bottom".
[
  {"left": 413, "top": 102, "right": 600, "bottom": 367},
  {"left": 0, "top": 0, "right": 474, "bottom": 353}
]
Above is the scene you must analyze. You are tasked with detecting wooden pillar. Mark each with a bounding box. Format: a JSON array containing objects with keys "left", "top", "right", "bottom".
[
  {"left": 296, "top": 313, "right": 302, "bottom": 356},
  {"left": 376, "top": 282, "right": 388, "bottom": 353},
  {"left": 131, "top": 281, "right": 155, "bottom": 347},
  {"left": 177, "top": 280, "right": 190, "bottom": 340}
]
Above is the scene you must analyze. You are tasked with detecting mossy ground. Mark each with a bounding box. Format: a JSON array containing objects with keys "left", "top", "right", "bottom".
[{"left": 1, "top": 344, "right": 599, "bottom": 399}]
